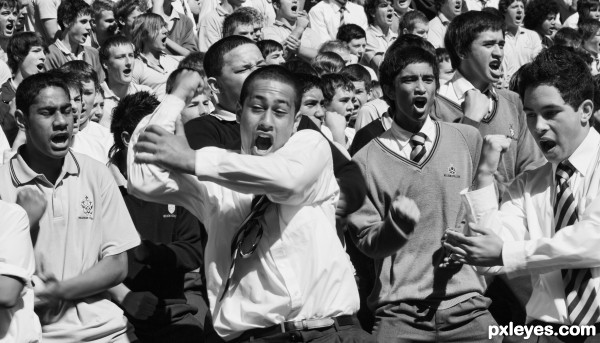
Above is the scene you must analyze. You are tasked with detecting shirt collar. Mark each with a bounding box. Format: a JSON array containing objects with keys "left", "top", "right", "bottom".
[
  {"left": 216, "top": 5, "right": 230, "bottom": 16},
  {"left": 389, "top": 115, "right": 435, "bottom": 147},
  {"left": 166, "top": 10, "right": 181, "bottom": 31},
  {"left": 450, "top": 70, "right": 497, "bottom": 101},
  {"left": 9, "top": 148, "right": 80, "bottom": 186},
  {"left": 438, "top": 12, "right": 451, "bottom": 25},
  {"left": 273, "top": 20, "right": 293, "bottom": 31},
  {"left": 212, "top": 104, "right": 238, "bottom": 121},
  {"left": 329, "top": 0, "right": 347, "bottom": 11},
  {"left": 556, "top": 128, "right": 600, "bottom": 178},
  {"left": 368, "top": 24, "right": 397, "bottom": 39},
  {"left": 101, "top": 81, "right": 118, "bottom": 101},
  {"left": 54, "top": 39, "right": 85, "bottom": 59}
]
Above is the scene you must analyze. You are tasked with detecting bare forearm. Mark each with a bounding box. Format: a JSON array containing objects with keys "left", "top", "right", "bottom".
[
  {"left": 166, "top": 38, "right": 191, "bottom": 56},
  {"left": 42, "top": 19, "right": 59, "bottom": 41}
]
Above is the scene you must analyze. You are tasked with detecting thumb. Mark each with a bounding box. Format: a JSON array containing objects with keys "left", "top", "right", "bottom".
[
  {"left": 468, "top": 221, "right": 491, "bottom": 236},
  {"left": 175, "top": 116, "right": 185, "bottom": 137}
]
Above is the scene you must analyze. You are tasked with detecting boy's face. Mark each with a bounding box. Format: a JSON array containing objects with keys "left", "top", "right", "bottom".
[
  {"left": 265, "top": 50, "right": 285, "bottom": 65},
  {"left": 237, "top": 78, "right": 300, "bottom": 156},
  {"left": 277, "top": 0, "right": 298, "bottom": 22},
  {"left": 584, "top": 28, "right": 600, "bottom": 54},
  {"left": 326, "top": 87, "right": 354, "bottom": 119},
  {"left": 440, "top": 0, "right": 462, "bottom": 20},
  {"left": 406, "top": 21, "right": 428, "bottom": 39},
  {"left": 253, "top": 23, "right": 262, "bottom": 41},
  {"left": 460, "top": 29, "right": 504, "bottom": 88},
  {"left": 148, "top": 26, "right": 168, "bottom": 52},
  {"left": 233, "top": 24, "right": 255, "bottom": 40},
  {"left": 385, "top": 62, "right": 436, "bottom": 129},
  {"left": 90, "top": 92, "right": 104, "bottom": 123},
  {"left": 347, "top": 38, "right": 366, "bottom": 59},
  {"left": 299, "top": 86, "right": 325, "bottom": 128},
  {"left": 0, "top": 4, "right": 17, "bottom": 38},
  {"left": 67, "top": 14, "right": 92, "bottom": 46},
  {"left": 21, "top": 86, "right": 73, "bottom": 159},
  {"left": 590, "top": 5, "right": 600, "bottom": 20},
  {"left": 539, "top": 13, "right": 557, "bottom": 37},
  {"left": 438, "top": 59, "right": 454, "bottom": 83},
  {"left": 80, "top": 80, "right": 96, "bottom": 127},
  {"left": 504, "top": 1, "right": 524, "bottom": 28},
  {"left": 373, "top": 0, "right": 393, "bottom": 28},
  {"left": 393, "top": 0, "right": 411, "bottom": 13},
  {"left": 181, "top": 81, "right": 210, "bottom": 124},
  {"left": 68, "top": 86, "right": 83, "bottom": 134},
  {"left": 352, "top": 81, "right": 368, "bottom": 107},
  {"left": 93, "top": 10, "right": 118, "bottom": 37},
  {"left": 524, "top": 84, "right": 591, "bottom": 164},
  {"left": 105, "top": 43, "right": 135, "bottom": 85},
  {"left": 20, "top": 45, "right": 46, "bottom": 78}
]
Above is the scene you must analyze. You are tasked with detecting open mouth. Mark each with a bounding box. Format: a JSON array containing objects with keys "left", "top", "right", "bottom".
[
  {"left": 123, "top": 68, "right": 132, "bottom": 76},
  {"left": 387, "top": 12, "right": 393, "bottom": 19},
  {"left": 539, "top": 139, "right": 557, "bottom": 153},
  {"left": 489, "top": 60, "right": 501, "bottom": 76},
  {"left": 36, "top": 63, "right": 45, "bottom": 72},
  {"left": 291, "top": 5, "right": 297, "bottom": 12},
  {"left": 413, "top": 97, "right": 428, "bottom": 110},
  {"left": 50, "top": 132, "right": 70, "bottom": 148},
  {"left": 161, "top": 37, "right": 167, "bottom": 44},
  {"left": 253, "top": 134, "right": 273, "bottom": 154},
  {"left": 6, "top": 23, "right": 13, "bottom": 32}
]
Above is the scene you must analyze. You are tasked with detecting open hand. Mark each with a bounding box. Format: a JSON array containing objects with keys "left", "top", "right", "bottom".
[{"left": 443, "top": 222, "right": 504, "bottom": 267}]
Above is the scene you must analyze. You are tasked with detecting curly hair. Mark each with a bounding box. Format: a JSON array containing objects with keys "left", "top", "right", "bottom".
[{"left": 523, "top": 0, "right": 559, "bottom": 32}]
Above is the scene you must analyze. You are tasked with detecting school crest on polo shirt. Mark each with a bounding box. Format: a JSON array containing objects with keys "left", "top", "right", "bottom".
[
  {"left": 79, "top": 196, "right": 94, "bottom": 220},
  {"left": 444, "top": 164, "right": 461, "bottom": 179},
  {"left": 163, "top": 204, "right": 177, "bottom": 218}
]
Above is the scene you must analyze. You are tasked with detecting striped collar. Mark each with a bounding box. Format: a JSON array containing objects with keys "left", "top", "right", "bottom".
[{"left": 9, "top": 148, "right": 80, "bottom": 186}]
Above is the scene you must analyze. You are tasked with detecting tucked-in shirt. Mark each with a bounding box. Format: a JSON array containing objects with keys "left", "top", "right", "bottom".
[
  {"left": 0, "top": 150, "right": 140, "bottom": 342},
  {"left": 127, "top": 95, "right": 360, "bottom": 340},
  {"left": 427, "top": 12, "right": 450, "bottom": 48},
  {"left": 198, "top": 6, "right": 229, "bottom": 52},
  {"left": 308, "top": 0, "right": 368, "bottom": 44},
  {"left": 462, "top": 128, "right": 600, "bottom": 325},
  {"left": 71, "top": 121, "right": 115, "bottom": 165},
  {"left": 378, "top": 115, "right": 436, "bottom": 160},
  {"left": 364, "top": 24, "right": 397, "bottom": 66},
  {"left": 45, "top": 40, "right": 106, "bottom": 82},
  {"left": 0, "top": 200, "right": 41, "bottom": 343},
  {"left": 100, "top": 81, "right": 154, "bottom": 128},
  {"left": 131, "top": 54, "right": 181, "bottom": 100}
]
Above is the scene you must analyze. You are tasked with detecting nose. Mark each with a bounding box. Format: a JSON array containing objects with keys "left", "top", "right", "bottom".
[
  {"left": 492, "top": 43, "right": 503, "bottom": 57},
  {"left": 125, "top": 55, "right": 132, "bottom": 65},
  {"left": 260, "top": 110, "right": 275, "bottom": 128},
  {"left": 53, "top": 111, "right": 69, "bottom": 128},
  {"left": 314, "top": 104, "right": 325, "bottom": 119},
  {"left": 531, "top": 114, "right": 548, "bottom": 135},
  {"left": 415, "top": 78, "right": 426, "bottom": 93}
]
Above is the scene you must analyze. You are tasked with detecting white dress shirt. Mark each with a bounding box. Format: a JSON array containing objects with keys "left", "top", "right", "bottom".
[
  {"left": 378, "top": 115, "right": 436, "bottom": 160},
  {"left": 127, "top": 95, "right": 360, "bottom": 340},
  {"left": 427, "top": 13, "right": 450, "bottom": 48},
  {"left": 308, "top": 0, "right": 368, "bottom": 44},
  {"left": 438, "top": 70, "right": 497, "bottom": 114},
  {"left": 462, "top": 128, "right": 600, "bottom": 325}
]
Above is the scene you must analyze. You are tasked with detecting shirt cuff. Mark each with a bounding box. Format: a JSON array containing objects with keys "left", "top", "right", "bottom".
[
  {"left": 0, "top": 262, "right": 31, "bottom": 284},
  {"left": 460, "top": 183, "right": 497, "bottom": 219},
  {"left": 502, "top": 240, "right": 527, "bottom": 274},
  {"left": 195, "top": 146, "right": 224, "bottom": 178}
]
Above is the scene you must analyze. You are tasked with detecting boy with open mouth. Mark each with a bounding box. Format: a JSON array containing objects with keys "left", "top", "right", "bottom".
[{"left": 0, "top": 0, "right": 17, "bottom": 63}]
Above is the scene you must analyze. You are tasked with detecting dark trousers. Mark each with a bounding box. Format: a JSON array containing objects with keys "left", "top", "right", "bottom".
[
  {"left": 373, "top": 296, "right": 500, "bottom": 343},
  {"left": 524, "top": 321, "right": 600, "bottom": 343}
]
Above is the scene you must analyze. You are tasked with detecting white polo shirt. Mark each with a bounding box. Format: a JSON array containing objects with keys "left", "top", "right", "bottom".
[
  {"left": 0, "top": 200, "right": 42, "bottom": 343},
  {"left": 0, "top": 149, "right": 140, "bottom": 343}
]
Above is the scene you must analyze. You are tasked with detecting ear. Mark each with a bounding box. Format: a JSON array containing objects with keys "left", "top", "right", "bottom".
[
  {"left": 235, "top": 101, "right": 242, "bottom": 123},
  {"left": 121, "top": 131, "right": 131, "bottom": 147},
  {"left": 293, "top": 109, "right": 302, "bottom": 132},
  {"left": 101, "top": 61, "right": 108, "bottom": 71},
  {"left": 579, "top": 99, "right": 594, "bottom": 124},
  {"left": 207, "top": 77, "right": 220, "bottom": 95},
  {"left": 15, "top": 109, "right": 27, "bottom": 131}
]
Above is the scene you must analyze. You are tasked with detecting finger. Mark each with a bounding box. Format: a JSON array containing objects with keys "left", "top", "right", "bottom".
[
  {"left": 445, "top": 230, "right": 472, "bottom": 245},
  {"left": 443, "top": 242, "right": 468, "bottom": 256},
  {"left": 142, "top": 125, "right": 169, "bottom": 136},
  {"left": 175, "top": 116, "right": 185, "bottom": 137},
  {"left": 134, "top": 152, "right": 160, "bottom": 165}
]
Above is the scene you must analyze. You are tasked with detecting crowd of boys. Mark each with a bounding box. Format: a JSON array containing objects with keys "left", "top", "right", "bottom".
[{"left": 1, "top": 0, "right": 600, "bottom": 342}]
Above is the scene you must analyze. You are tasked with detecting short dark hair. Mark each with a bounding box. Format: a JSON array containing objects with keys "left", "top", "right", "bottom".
[
  {"left": 311, "top": 52, "right": 345, "bottom": 75},
  {"left": 380, "top": 46, "right": 439, "bottom": 90},
  {"left": 114, "top": 0, "right": 148, "bottom": 24},
  {"left": 524, "top": 0, "right": 559, "bottom": 32},
  {"left": 578, "top": 0, "right": 600, "bottom": 20},
  {"left": 341, "top": 64, "right": 372, "bottom": 91},
  {"left": 282, "top": 59, "right": 318, "bottom": 75},
  {"left": 239, "top": 65, "right": 302, "bottom": 112},
  {"left": 178, "top": 51, "right": 205, "bottom": 75},
  {"left": 336, "top": 24, "right": 366, "bottom": 42},
  {"left": 399, "top": 10, "right": 428, "bottom": 34},
  {"left": 165, "top": 67, "right": 205, "bottom": 94},
  {"left": 295, "top": 73, "right": 322, "bottom": 94},
  {"left": 388, "top": 34, "right": 436, "bottom": 56},
  {"left": 498, "top": 0, "right": 523, "bottom": 15},
  {"left": 320, "top": 73, "right": 354, "bottom": 102},
  {"left": 99, "top": 35, "right": 133, "bottom": 67},
  {"left": 481, "top": 7, "right": 503, "bottom": 18},
  {"left": 435, "top": 47, "right": 450, "bottom": 64},
  {"left": 91, "top": 0, "right": 114, "bottom": 22},
  {"left": 554, "top": 27, "right": 582, "bottom": 47},
  {"left": 578, "top": 18, "right": 600, "bottom": 42},
  {"left": 204, "top": 36, "right": 255, "bottom": 78},
  {"left": 0, "top": 0, "right": 17, "bottom": 11},
  {"left": 7, "top": 32, "right": 44, "bottom": 73},
  {"left": 109, "top": 91, "right": 159, "bottom": 163},
  {"left": 517, "top": 46, "right": 593, "bottom": 110},
  {"left": 257, "top": 39, "right": 283, "bottom": 59},
  {"left": 57, "top": 0, "right": 93, "bottom": 31},
  {"left": 223, "top": 10, "right": 255, "bottom": 37},
  {"left": 59, "top": 60, "right": 99, "bottom": 90},
  {"left": 444, "top": 11, "right": 505, "bottom": 69},
  {"left": 16, "top": 72, "right": 71, "bottom": 116}
]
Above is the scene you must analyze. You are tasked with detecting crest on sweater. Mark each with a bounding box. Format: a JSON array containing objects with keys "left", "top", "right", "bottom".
[
  {"left": 444, "top": 164, "right": 461, "bottom": 179},
  {"left": 163, "top": 204, "right": 177, "bottom": 218},
  {"left": 79, "top": 196, "right": 94, "bottom": 219}
]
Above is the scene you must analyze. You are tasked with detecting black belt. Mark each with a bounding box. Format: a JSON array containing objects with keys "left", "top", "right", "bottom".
[{"left": 233, "top": 314, "right": 356, "bottom": 342}]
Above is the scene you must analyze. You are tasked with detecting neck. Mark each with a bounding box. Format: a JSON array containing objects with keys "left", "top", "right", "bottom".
[
  {"left": 60, "top": 34, "right": 79, "bottom": 54},
  {"left": 377, "top": 22, "right": 389, "bottom": 34},
  {"left": 277, "top": 15, "right": 295, "bottom": 26},
  {"left": 13, "top": 70, "right": 25, "bottom": 86},
  {"left": 0, "top": 36, "right": 9, "bottom": 51},
  {"left": 506, "top": 23, "right": 519, "bottom": 36},
  {"left": 142, "top": 49, "right": 161, "bottom": 61},
  {"left": 108, "top": 79, "right": 130, "bottom": 99},
  {"left": 394, "top": 111, "right": 426, "bottom": 133},
  {"left": 22, "top": 144, "right": 64, "bottom": 185},
  {"left": 459, "top": 69, "right": 490, "bottom": 92}
]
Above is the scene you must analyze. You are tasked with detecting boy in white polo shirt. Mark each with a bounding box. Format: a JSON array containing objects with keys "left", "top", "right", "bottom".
[{"left": 0, "top": 72, "right": 140, "bottom": 343}]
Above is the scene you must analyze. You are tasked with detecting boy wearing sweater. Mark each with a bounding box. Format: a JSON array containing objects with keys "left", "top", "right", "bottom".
[{"left": 348, "top": 46, "right": 499, "bottom": 342}]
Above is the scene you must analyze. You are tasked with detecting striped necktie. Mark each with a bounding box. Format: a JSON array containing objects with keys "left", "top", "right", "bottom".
[
  {"left": 339, "top": 6, "right": 346, "bottom": 26},
  {"left": 555, "top": 161, "right": 600, "bottom": 325},
  {"left": 410, "top": 132, "right": 427, "bottom": 162}
]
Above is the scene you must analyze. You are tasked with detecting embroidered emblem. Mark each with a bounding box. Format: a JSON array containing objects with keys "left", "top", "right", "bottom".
[
  {"left": 79, "top": 196, "right": 94, "bottom": 219},
  {"left": 509, "top": 124, "right": 516, "bottom": 140},
  {"left": 444, "top": 164, "right": 461, "bottom": 178},
  {"left": 163, "top": 204, "right": 177, "bottom": 218}
]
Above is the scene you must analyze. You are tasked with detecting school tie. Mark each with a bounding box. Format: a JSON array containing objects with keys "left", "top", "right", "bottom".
[
  {"left": 219, "top": 195, "right": 271, "bottom": 302},
  {"left": 409, "top": 132, "right": 427, "bottom": 162},
  {"left": 339, "top": 6, "right": 346, "bottom": 26},
  {"left": 555, "top": 162, "right": 600, "bottom": 325}
]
